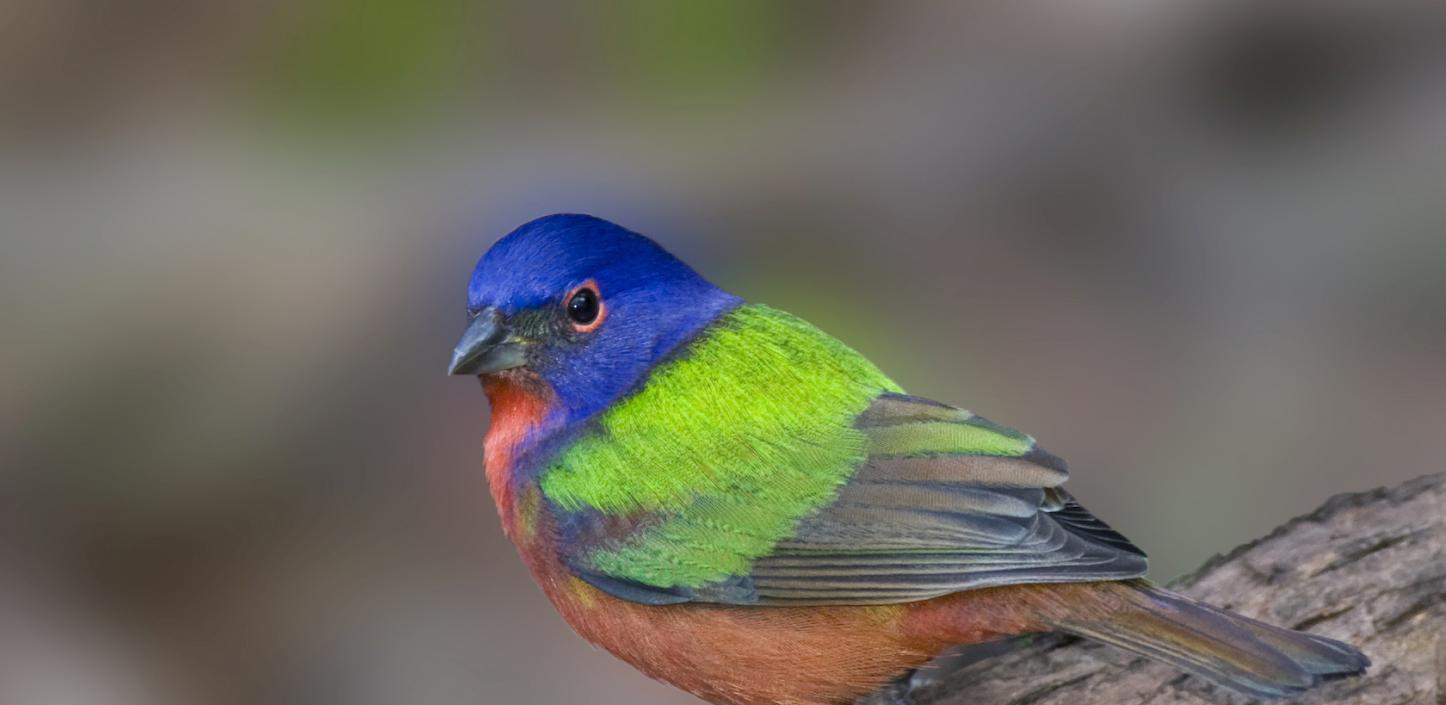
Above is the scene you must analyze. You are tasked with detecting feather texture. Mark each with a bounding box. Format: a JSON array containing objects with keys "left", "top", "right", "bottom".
[
  {"left": 543, "top": 304, "right": 899, "bottom": 590},
  {"left": 539, "top": 307, "right": 1146, "bottom": 605},
  {"left": 747, "top": 396, "right": 1147, "bottom": 605}
]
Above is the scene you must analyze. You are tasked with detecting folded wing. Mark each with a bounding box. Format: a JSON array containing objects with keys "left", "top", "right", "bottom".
[
  {"left": 571, "top": 391, "right": 1147, "bottom": 606},
  {"left": 730, "top": 393, "right": 1147, "bottom": 605}
]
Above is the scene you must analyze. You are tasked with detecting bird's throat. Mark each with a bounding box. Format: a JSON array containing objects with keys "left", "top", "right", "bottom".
[{"left": 481, "top": 371, "right": 554, "bottom": 539}]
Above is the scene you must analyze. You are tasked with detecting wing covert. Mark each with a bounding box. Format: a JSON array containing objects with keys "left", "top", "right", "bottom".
[
  {"left": 544, "top": 305, "right": 1147, "bottom": 607},
  {"left": 735, "top": 393, "right": 1147, "bottom": 604}
]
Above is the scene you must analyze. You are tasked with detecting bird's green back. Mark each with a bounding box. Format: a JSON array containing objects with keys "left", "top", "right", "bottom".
[
  {"left": 540, "top": 304, "right": 900, "bottom": 587},
  {"left": 539, "top": 304, "right": 1069, "bottom": 600}
]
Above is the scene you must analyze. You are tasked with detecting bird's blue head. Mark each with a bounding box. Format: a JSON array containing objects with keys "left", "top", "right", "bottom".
[{"left": 449, "top": 214, "right": 742, "bottom": 424}]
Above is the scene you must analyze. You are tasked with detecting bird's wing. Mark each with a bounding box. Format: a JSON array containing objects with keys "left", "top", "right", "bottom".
[
  {"left": 736, "top": 393, "right": 1148, "bottom": 605},
  {"left": 557, "top": 391, "right": 1148, "bottom": 606},
  {"left": 540, "top": 305, "right": 1146, "bottom": 606}
]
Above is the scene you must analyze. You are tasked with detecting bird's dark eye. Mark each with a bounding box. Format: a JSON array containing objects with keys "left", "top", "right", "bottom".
[{"left": 566, "top": 287, "right": 601, "bottom": 327}]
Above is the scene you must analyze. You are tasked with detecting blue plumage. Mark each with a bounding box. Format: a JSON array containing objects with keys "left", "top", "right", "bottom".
[{"left": 466, "top": 214, "right": 741, "bottom": 424}]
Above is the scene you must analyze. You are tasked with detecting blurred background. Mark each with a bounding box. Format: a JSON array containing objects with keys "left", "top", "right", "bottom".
[{"left": 2, "top": 1, "right": 1445, "bottom": 704}]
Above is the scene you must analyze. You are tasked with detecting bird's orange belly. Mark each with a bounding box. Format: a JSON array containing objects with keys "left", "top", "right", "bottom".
[
  {"left": 524, "top": 550, "right": 1046, "bottom": 705},
  {"left": 539, "top": 574, "right": 930, "bottom": 705}
]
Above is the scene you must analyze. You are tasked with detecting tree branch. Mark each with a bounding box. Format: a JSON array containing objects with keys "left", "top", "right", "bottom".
[{"left": 858, "top": 474, "right": 1446, "bottom": 705}]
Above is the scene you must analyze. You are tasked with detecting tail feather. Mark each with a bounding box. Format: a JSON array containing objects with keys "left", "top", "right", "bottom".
[
  {"left": 1047, "top": 581, "right": 1368, "bottom": 699},
  {"left": 1222, "top": 609, "right": 1370, "bottom": 680}
]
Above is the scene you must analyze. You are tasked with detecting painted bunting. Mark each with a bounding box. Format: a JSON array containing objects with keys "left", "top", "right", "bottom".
[{"left": 449, "top": 214, "right": 1367, "bottom": 705}]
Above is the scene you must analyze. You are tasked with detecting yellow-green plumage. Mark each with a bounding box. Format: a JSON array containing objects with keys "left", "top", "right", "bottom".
[
  {"left": 540, "top": 304, "right": 1046, "bottom": 592},
  {"left": 543, "top": 304, "right": 897, "bottom": 587}
]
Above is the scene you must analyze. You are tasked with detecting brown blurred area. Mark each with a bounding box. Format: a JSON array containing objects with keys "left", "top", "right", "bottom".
[{"left": 2, "top": 2, "right": 1444, "bottom": 704}]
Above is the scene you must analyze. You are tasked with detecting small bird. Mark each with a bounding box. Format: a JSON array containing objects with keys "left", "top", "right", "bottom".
[{"left": 449, "top": 214, "right": 1367, "bottom": 705}]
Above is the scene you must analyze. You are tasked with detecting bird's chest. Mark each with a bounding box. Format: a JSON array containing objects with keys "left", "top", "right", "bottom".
[{"left": 481, "top": 374, "right": 554, "bottom": 541}]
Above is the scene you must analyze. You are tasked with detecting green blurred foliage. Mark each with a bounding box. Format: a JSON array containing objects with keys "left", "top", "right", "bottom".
[
  {"left": 256, "top": 0, "right": 792, "bottom": 130},
  {"left": 602, "top": 0, "right": 787, "bottom": 107},
  {"left": 258, "top": 0, "right": 480, "bottom": 129}
]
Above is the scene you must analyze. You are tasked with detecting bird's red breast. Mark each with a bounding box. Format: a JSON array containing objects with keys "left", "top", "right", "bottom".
[{"left": 481, "top": 371, "right": 553, "bottom": 540}]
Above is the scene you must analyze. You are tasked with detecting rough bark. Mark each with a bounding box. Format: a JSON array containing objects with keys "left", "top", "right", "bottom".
[{"left": 859, "top": 474, "right": 1446, "bottom": 705}]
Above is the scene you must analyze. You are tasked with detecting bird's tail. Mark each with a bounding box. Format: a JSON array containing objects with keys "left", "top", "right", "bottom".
[{"left": 1042, "top": 580, "right": 1368, "bottom": 698}]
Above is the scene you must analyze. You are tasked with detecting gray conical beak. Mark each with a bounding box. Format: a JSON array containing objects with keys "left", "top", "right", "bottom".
[{"left": 448, "top": 308, "right": 528, "bottom": 376}]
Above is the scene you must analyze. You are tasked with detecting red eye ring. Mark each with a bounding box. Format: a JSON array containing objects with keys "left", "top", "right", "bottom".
[{"left": 564, "top": 280, "right": 606, "bottom": 333}]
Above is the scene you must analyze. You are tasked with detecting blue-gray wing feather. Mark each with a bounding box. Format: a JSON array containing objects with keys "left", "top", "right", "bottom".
[{"left": 700, "top": 393, "right": 1149, "bottom": 605}]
